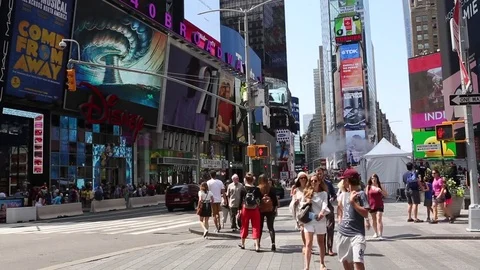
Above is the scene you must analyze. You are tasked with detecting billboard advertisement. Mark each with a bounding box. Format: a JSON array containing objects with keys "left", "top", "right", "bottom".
[
  {"left": 334, "top": 14, "right": 362, "bottom": 44},
  {"left": 291, "top": 97, "right": 300, "bottom": 133},
  {"left": 163, "top": 44, "right": 217, "bottom": 133},
  {"left": 216, "top": 73, "right": 235, "bottom": 137},
  {"left": 340, "top": 43, "right": 360, "bottom": 60},
  {"left": 343, "top": 91, "right": 366, "bottom": 130},
  {"left": 220, "top": 25, "right": 262, "bottom": 81},
  {"left": 346, "top": 130, "right": 367, "bottom": 165},
  {"left": 4, "top": 0, "right": 75, "bottom": 103},
  {"left": 276, "top": 129, "right": 291, "bottom": 172},
  {"left": 266, "top": 78, "right": 290, "bottom": 108},
  {"left": 338, "top": 0, "right": 357, "bottom": 13},
  {"left": 263, "top": 1, "right": 288, "bottom": 82},
  {"left": 413, "top": 130, "right": 457, "bottom": 159},
  {"left": 340, "top": 58, "right": 363, "bottom": 91},
  {"left": 0, "top": 0, "right": 16, "bottom": 102}
]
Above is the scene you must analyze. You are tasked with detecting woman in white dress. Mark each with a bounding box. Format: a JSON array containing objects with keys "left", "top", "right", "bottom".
[
  {"left": 300, "top": 173, "right": 330, "bottom": 270},
  {"left": 289, "top": 172, "right": 308, "bottom": 251}
]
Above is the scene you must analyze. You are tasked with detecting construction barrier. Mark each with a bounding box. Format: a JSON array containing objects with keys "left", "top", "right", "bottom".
[
  {"left": 6, "top": 207, "right": 37, "bottom": 223},
  {"left": 91, "top": 198, "right": 126, "bottom": 213},
  {"left": 36, "top": 203, "right": 83, "bottom": 220},
  {"left": 128, "top": 196, "right": 162, "bottom": 209}
]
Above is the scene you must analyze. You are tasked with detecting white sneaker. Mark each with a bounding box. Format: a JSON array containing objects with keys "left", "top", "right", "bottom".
[
  {"left": 372, "top": 233, "right": 378, "bottom": 238},
  {"left": 378, "top": 235, "right": 384, "bottom": 240}
]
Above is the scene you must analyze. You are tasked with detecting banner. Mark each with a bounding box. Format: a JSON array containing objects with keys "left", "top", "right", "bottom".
[
  {"left": 291, "top": 96, "right": 300, "bottom": 133},
  {"left": 341, "top": 58, "right": 363, "bottom": 91},
  {"left": 338, "top": 0, "right": 357, "bottom": 13},
  {"left": 0, "top": 198, "right": 24, "bottom": 223},
  {"left": 413, "top": 130, "right": 457, "bottom": 159},
  {"left": 72, "top": 0, "right": 167, "bottom": 109},
  {"left": 163, "top": 44, "right": 216, "bottom": 133},
  {"left": 234, "top": 78, "right": 246, "bottom": 143},
  {"left": 334, "top": 14, "right": 362, "bottom": 44},
  {"left": 0, "top": 0, "right": 16, "bottom": 102},
  {"left": 343, "top": 91, "right": 366, "bottom": 130},
  {"left": 216, "top": 73, "right": 235, "bottom": 137},
  {"left": 276, "top": 129, "right": 291, "bottom": 172},
  {"left": 340, "top": 43, "right": 360, "bottom": 60},
  {"left": 5, "top": 0, "right": 75, "bottom": 103},
  {"left": 346, "top": 129, "right": 367, "bottom": 165}
]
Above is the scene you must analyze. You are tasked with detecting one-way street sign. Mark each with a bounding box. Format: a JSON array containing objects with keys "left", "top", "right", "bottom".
[{"left": 449, "top": 94, "right": 480, "bottom": 106}]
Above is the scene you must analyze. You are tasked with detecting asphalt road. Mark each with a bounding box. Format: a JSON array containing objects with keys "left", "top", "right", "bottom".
[{"left": 0, "top": 206, "right": 200, "bottom": 270}]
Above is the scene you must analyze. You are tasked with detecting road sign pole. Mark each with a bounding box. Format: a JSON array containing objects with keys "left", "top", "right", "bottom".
[{"left": 458, "top": 8, "right": 480, "bottom": 232}]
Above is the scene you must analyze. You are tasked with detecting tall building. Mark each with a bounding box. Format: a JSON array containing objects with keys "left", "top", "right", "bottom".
[
  {"left": 219, "top": 0, "right": 288, "bottom": 82},
  {"left": 402, "top": 0, "right": 414, "bottom": 57},
  {"left": 302, "top": 114, "right": 314, "bottom": 133},
  {"left": 410, "top": 0, "right": 439, "bottom": 56}
]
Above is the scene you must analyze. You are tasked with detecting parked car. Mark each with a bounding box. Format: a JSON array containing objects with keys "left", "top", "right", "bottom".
[{"left": 165, "top": 184, "right": 200, "bottom": 212}]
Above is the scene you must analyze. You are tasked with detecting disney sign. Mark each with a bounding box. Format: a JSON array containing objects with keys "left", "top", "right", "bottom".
[{"left": 78, "top": 82, "right": 145, "bottom": 142}]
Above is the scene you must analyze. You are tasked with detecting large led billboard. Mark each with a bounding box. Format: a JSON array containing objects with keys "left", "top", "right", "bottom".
[
  {"left": 334, "top": 14, "right": 362, "bottom": 44},
  {"left": 340, "top": 58, "right": 363, "bottom": 91},
  {"left": 340, "top": 43, "right": 360, "bottom": 60},
  {"left": 412, "top": 130, "right": 456, "bottom": 159},
  {"left": 343, "top": 91, "right": 366, "bottom": 130},
  {"left": 408, "top": 53, "right": 446, "bottom": 128}
]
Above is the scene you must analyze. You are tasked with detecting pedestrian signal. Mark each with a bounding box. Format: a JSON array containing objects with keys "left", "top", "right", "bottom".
[
  {"left": 67, "top": 69, "right": 76, "bottom": 91},
  {"left": 247, "top": 145, "right": 256, "bottom": 158},
  {"left": 435, "top": 124, "right": 454, "bottom": 141},
  {"left": 256, "top": 145, "right": 268, "bottom": 157}
]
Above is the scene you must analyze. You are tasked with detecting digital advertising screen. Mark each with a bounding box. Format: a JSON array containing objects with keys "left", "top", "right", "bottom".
[
  {"left": 216, "top": 72, "right": 235, "bottom": 137},
  {"left": 4, "top": 0, "right": 75, "bottom": 103},
  {"left": 408, "top": 53, "right": 445, "bottom": 128},
  {"left": 334, "top": 14, "right": 362, "bottom": 44},
  {"left": 412, "top": 130, "right": 457, "bottom": 159},
  {"left": 340, "top": 43, "right": 360, "bottom": 61},
  {"left": 340, "top": 58, "right": 363, "bottom": 92},
  {"left": 346, "top": 129, "right": 367, "bottom": 165},
  {"left": 163, "top": 44, "right": 217, "bottom": 133},
  {"left": 343, "top": 91, "right": 366, "bottom": 130}
]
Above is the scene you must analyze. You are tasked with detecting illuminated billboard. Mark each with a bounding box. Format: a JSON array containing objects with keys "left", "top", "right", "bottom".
[
  {"left": 340, "top": 58, "right": 363, "bottom": 91},
  {"left": 334, "top": 14, "right": 362, "bottom": 44}
]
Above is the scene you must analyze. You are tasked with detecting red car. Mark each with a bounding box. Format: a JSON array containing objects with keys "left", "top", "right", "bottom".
[{"left": 165, "top": 184, "right": 199, "bottom": 212}]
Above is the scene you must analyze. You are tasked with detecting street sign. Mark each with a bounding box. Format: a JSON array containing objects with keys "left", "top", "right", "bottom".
[
  {"left": 416, "top": 144, "right": 441, "bottom": 152},
  {"left": 449, "top": 94, "right": 480, "bottom": 106}
]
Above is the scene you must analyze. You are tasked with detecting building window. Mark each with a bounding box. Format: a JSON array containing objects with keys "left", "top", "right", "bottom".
[
  {"left": 423, "top": 34, "right": 429, "bottom": 40},
  {"left": 424, "top": 43, "right": 430, "bottom": 49},
  {"left": 417, "top": 34, "right": 423, "bottom": 41},
  {"left": 418, "top": 44, "right": 424, "bottom": 49},
  {"left": 416, "top": 16, "right": 422, "bottom": 23},
  {"left": 422, "top": 15, "right": 428, "bottom": 22},
  {"left": 422, "top": 25, "right": 429, "bottom": 30},
  {"left": 416, "top": 25, "right": 422, "bottom": 31}
]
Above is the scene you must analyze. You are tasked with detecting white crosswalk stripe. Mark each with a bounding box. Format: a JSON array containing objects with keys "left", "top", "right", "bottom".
[{"left": 0, "top": 215, "right": 198, "bottom": 236}]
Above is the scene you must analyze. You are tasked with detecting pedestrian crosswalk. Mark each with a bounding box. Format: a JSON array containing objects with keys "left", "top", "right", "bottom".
[{"left": 0, "top": 215, "right": 199, "bottom": 236}]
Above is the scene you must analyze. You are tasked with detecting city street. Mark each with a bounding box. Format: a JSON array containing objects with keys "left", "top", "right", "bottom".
[{"left": 0, "top": 202, "right": 479, "bottom": 269}]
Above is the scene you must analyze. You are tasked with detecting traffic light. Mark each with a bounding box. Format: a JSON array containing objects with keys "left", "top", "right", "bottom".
[
  {"left": 247, "top": 145, "right": 256, "bottom": 158},
  {"left": 66, "top": 69, "right": 76, "bottom": 91},
  {"left": 435, "top": 123, "right": 454, "bottom": 141},
  {"left": 256, "top": 145, "right": 268, "bottom": 157}
]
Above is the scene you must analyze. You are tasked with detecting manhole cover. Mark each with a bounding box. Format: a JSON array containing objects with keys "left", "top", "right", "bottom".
[{"left": 205, "top": 245, "right": 235, "bottom": 249}]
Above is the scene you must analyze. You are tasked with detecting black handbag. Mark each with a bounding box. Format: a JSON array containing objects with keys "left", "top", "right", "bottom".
[{"left": 297, "top": 203, "right": 313, "bottom": 224}]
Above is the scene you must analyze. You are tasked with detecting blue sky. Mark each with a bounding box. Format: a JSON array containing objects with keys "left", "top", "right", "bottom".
[{"left": 186, "top": 0, "right": 412, "bottom": 152}]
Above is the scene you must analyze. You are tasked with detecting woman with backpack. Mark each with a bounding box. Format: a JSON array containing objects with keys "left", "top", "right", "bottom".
[
  {"left": 237, "top": 173, "right": 262, "bottom": 252},
  {"left": 258, "top": 175, "right": 279, "bottom": 251},
  {"left": 197, "top": 182, "right": 214, "bottom": 238}
]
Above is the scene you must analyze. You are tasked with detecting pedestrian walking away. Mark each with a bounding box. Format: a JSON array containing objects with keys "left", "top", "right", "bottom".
[
  {"left": 197, "top": 182, "right": 214, "bottom": 238},
  {"left": 257, "top": 174, "right": 279, "bottom": 251},
  {"left": 319, "top": 168, "right": 337, "bottom": 256},
  {"left": 237, "top": 173, "right": 262, "bottom": 252},
  {"left": 207, "top": 170, "right": 226, "bottom": 233},
  {"left": 403, "top": 162, "right": 423, "bottom": 223},
  {"left": 336, "top": 169, "right": 371, "bottom": 270}
]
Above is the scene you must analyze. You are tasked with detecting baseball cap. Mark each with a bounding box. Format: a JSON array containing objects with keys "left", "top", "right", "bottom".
[{"left": 340, "top": 168, "right": 360, "bottom": 180}]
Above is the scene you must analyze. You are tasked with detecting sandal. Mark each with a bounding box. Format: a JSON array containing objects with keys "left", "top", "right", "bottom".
[
  {"left": 321, "top": 264, "right": 327, "bottom": 270},
  {"left": 238, "top": 244, "right": 245, "bottom": 250},
  {"left": 413, "top": 219, "right": 423, "bottom": 223},
  {"left": 407, "top": 218, "right": 414, "bottom": 222}
]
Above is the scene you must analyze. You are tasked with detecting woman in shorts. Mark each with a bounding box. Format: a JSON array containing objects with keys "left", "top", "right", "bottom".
[{"left": 366, "top": 174, "right": 387, "bottom": 239}]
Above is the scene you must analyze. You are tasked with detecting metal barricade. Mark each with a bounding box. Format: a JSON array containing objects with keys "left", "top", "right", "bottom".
[{"left": 381, "top": 182, "right": 405, "bottom": 201}]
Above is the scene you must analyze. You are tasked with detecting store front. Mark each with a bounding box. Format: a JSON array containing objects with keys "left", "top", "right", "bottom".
[
  {"left": 138, "top": 130, "right": 200, "bottom": 186},
  {"left": 199, "top": 140, "right": 229, "bottom": 181},
  {"left": 0, "top": 107, "right": 50, "bottom": 195}
]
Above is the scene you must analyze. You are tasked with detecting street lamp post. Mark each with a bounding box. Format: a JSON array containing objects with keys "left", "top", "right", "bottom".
[{"left": 199, "top": 0, "right": 275, "bottom": 174}]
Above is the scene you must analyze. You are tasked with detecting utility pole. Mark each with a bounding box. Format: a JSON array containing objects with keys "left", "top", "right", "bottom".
[{"left": 453, "top": 1, "right": 480, "bottom": 231}]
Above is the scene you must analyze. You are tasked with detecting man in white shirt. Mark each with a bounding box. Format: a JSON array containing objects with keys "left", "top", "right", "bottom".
[{"left": 207, "top": 170, "right": 225, "bottom": 232}]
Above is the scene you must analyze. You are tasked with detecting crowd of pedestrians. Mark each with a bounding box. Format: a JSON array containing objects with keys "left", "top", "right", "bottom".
[{"left": 196, "top": 168, "right": 372, "bottom": 270}]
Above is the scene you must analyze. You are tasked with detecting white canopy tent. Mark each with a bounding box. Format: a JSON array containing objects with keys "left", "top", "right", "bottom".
[{"left": 359, "top": 138, "right": 411, "bottom": 193}]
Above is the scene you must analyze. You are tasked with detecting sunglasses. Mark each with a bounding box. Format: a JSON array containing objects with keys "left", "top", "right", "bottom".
[
  {"left": 311, "top": 180, "right": 318, "bottom": 183},
  {"left": 299, "top": 177, "right": 307, "bottom": 180}
]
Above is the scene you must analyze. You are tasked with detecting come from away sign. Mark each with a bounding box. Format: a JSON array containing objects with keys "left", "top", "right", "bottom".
[{"left": 449, "top": 94, "right": 480, "bottom": 106}]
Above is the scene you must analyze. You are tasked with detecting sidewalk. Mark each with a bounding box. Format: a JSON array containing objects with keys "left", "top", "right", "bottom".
[
  {"left": 190, "top": 201, "right": 480, "bottom": 240},
  {"left": 41, "top": 208, "right": 480, "bottom": 270}
]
